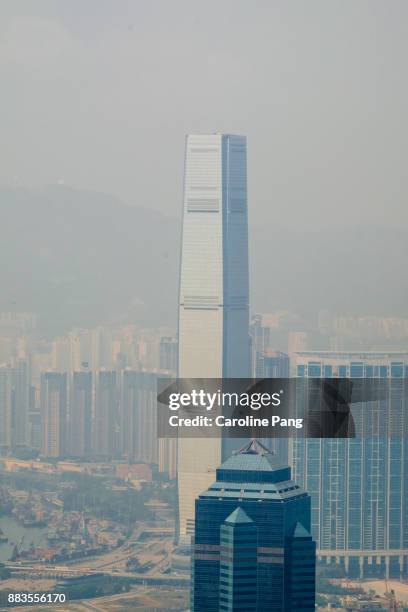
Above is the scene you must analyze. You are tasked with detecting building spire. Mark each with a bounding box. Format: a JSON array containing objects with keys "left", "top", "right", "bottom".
[{"left": 233, "top": 438, "right": 272, "bottom": 456}]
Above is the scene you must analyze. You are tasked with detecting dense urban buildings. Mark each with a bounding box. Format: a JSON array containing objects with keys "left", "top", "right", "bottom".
[
  {"left": 0, "top": 321, "right": 175, "bottom": 477},
  {"left": 177, "top": 133, "right": 251, "bottom": 539},
  {"left": 191, "top": 439, "right": 316, "bottom": 611},
  {"left": 2, "top": 304, "right": 408, "bottom": 592},
  {"left": 293, "top": 350, "right": 408, "bottom": 579}
]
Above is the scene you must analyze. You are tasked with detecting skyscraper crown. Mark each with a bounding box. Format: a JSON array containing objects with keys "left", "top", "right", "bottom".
[
  {"left": 215, "top": 439, "right": 291, "bottom": 484},
  {"left": 233, "top": 438, "right": 272, "bottom": 456},
  {"left": 225, "top": 507, "right": 253, "bottom": 525}
]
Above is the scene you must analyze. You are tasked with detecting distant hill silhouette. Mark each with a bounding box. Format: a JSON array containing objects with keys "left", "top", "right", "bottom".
[
  {"left": 0, "top": 186, "right": 406, "bottom": 336},
  {"left": 0, "top": 186, "right": 179, "bottom": 336}
]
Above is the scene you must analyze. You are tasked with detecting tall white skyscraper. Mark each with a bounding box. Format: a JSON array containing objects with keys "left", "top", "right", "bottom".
[{"left": 177, "top": 134, "right": 250, "bottom": 538}]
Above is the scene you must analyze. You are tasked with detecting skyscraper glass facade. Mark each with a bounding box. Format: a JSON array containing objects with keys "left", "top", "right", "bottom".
[
  {"left": 219, "top": 508, "right": 258, "bottom": 611},
  {"left": 293, "top": 351, "right": 408, "bottom": 578},
  {"left": 192, "top": 440, "right": 316, "bottom": 610}
]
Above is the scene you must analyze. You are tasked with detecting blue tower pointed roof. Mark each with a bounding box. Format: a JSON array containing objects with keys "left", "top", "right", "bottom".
[
  {"left": 215, "top": 439, "right": 291, "bottom": 485},
  {"left": 292, "top": 522, "right": 311, "bottom": 538},
  {"left": 220, "top": 439, "right": 288, "bottom": 472},
  {"left": 225, "top": 507, "right": 253, "bottom": 525}
]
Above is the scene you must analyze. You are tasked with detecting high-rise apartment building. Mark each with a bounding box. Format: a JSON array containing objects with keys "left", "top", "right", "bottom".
[
  {"left": 52, "top": 337, "right": 71, "bottom": 372},
  {"left": 0, "top": 367, "right": 13, "bottom": 449},
  {"left": 93, "top": 371, "right": 117, "bottom": 458},
  {"left": 158, "top": 437, "right": 177, "bottom": 480},
  {"left": 293, "top": 351, "right": 408, "bottom": 578},
  {"left": 29, "top": 410, "right": 41, "bottom": 450},
  {"left": 12, "top": 359, "right": 30, "bottom": 448},
  {"left": 40, "top": 372, "right": 67, "bottom": 458},
  {"left": 0, "top": 361, "right": 30, "bottom": 450},
  {"left": 253, "top": 349, "right": 291, "bottom": 466},
  {"left": 68, "top": 371, "right": 92, "bottom": 458},
  {"left": 177, "top": 134, "right": 250, "bottom": 538},
  {"left": 91, "top": 327, "right": 113, "bottom": 371},
  {"left": 158, "top": 336, "right": 178, "bottom": 478},
  {"left": 69, "top": 329, "right": 91, "bottom": 372},
  {"left": 254, "top": 349, "right": 290, "bottom": 379},
  {"left": 120, "top": 370, "right": 157, "bottom": 464},
  {"left": 159, "top": 336, "right": 178, "bottom": 373},
  {"left": 191, "top": 440, "right": 316, "bottom": 611}
]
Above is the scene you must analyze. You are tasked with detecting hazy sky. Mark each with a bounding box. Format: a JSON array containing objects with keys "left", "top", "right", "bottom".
[{"left": 1, "top": 0, "right": 407, "bottom": 230}]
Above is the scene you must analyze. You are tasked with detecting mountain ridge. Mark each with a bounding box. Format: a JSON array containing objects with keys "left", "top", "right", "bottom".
[{"left": 0, "top": 186, "right": 406, "bottom": 335}]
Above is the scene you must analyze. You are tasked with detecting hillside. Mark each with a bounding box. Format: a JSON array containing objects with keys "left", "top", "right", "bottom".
[{"left": 0, "top": 185, "right": 406, "bottom": 335}]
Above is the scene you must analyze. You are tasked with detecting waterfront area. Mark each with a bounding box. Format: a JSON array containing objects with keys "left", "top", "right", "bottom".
[
  {"left": 0, "top": 516, "right": 47, "bottom": 564},
  {"left": 0, "top": 458, "right": 190, "bottom": 609},
  {"left": 2, "top": 460, "right": 408, "bottom": 611},
  {"left": 0, "top": 473, "right": 131, "bottom": 565}
]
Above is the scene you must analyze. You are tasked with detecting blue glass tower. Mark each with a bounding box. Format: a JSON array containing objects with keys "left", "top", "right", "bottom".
[
  {"left": 293, "top": 351, "right": 408, "bottom": 579},
  {"left": 219, "top": 508, "right": 258, "bottom": 611},
  {"left": 191, "top": 439, "right": 316, "bottom": 611}
]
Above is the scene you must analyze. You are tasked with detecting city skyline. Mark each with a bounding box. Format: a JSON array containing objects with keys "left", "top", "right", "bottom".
[{"left": 0, "top": 1, "right": 407, "bottom": 609}]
